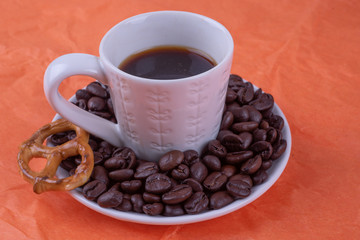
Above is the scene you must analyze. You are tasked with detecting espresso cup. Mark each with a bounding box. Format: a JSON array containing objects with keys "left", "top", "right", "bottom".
[{"left": 44, "top": 11, "right": 234, "bottom": 161}]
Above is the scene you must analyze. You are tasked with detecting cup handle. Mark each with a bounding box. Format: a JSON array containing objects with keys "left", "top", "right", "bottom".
[{"left": 44, "top": 53, "right": 123, "bottom": 147}]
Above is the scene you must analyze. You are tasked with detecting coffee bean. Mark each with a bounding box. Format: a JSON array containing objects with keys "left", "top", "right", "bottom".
[
  {"left": 89, "top": 110, "right": 112, "bottom": 119},
  {"left": 259, "top": 120, "right": 270, "bottom": 129},
  {"left": 231, "top": 121, "right": 259, "bottom": 133},
  {"left": 98, "top": 146, "right": 112, "bottom": 161},
  {"left": 170, "top": 177, "right": 178, "bottom": 189},
  {"left": 226, "top": 179, "right": 251, "bottom": 198},
  {"left": 207, "top": 140, "right": 227, "bottom": 158},
  {"left": 244, "top": 105, "right": 262, "bottom": 123},
  {"left": 249, "top": 93, "right": 274, "bottom": 111},
  {"left": 49, "top": 132, "right": 70, "bottom": 146},
  {"left": 100, "top": 140, "right": 112, "bottom": 151},
  {"left": 98, "top": 144, "right": 112, "bottom": 160},
  {"left": 87, "top": 96, "right": 106, "bottom": 111},
  {"left": 223, "top": 102, "right": 241, "bottom": 111},
  {"left": 268, "top": 115, "right": 284, "bottom": 130},
  {"left": 184, "top": 191, "right": 209, "bottom": 214},
  {"left": 253, "top": 129, "right": 267, "bottom": 142},
  {"left": 252, "top": 169, "right": 268, "bottom": 185},
  {"left": 108, "top": 169, "right": 134, "bottom": 181},
  {"left": 220, "top": 111, "right": 234, "bottom": 130},
  {"left": 162, "top": 184, "right": 192, "bottom": 204},
  {"left": 109, "top": 182, "right": 121, "bottom": 192},
  {"left": 159, "top": 150, "right": 184, "bottom": 171},
  {"left": 273, "top": 129, "right": 283, "bottom": 146},
  {"left": 228, "top": 74, "right": 244, "bottom": 92},
  {"left": 203, "top": 172, "right": 227, "bottom": 192},
  {"left": 226, "top": 88, "right": 237, "bottom": 103},
  {"left": 115, "top": 198, "right": 132, "bottom": 212},
  {"left": 190, "top": 162, "right": 208, "bottom": 183},
  {"left": 183, "top": 150, "right": 200, "bottom": 166},
  {"left": 134, "top": 162, "right": 159, "bottom": 179},
  {"left": 104, "top": 156, "right": 127, "bottom": 170},
  {"left": 121, "top": 180, "right": 142, "bottom": 193},
  {"left": 97, "top": 190, "right": 123, "bottom": 208},
  {"left": 229, "top": 174, "right": 253, "bottom": 187},
  {"left": 123, "top": 193, "right": 131, "bottom": 199},
  {"left": 218, "top": 131, "right": 252, "bottom": 152},
  {"left": 237, "top": 133, "right": 253, "bottom": 150},
  {"left": 143, "top": 203, "right": 164, "bottom": 216},
  {"left": 237, "top": 82, "right": 254, "bottom": 104},
  {"left": 130, "top": 194, "right": 144, "bottom": 213},
  {"left": 171, "top": 164, "right": 190, "bottom": 180},
  {"left": 60, "top": 157, "right": 77, "bottom": 171},
  {"left": 91, "top": 166, "right": 109, "bottom": 185},
  {"left": 93, "top": 151, "right": 104, "bottom": 165},
  {"left": 112, "top": 147, "right": 136, "bottom": 169},
  {"left": 221, "top": 165, "right": 237, "bottom": 178},
  {"left": 76, "top": 89, "right": 92, "bottom": 101},
  {"left": 226, "top": 101, "right": 241, "bottom": 113},
  {"left": 143, "top": 192, "right": 161, "bottom": 203},
  {"left": 238, "top": 132, "right": 253, "bottom": 150},
  {"left": 163, "top": 204, "right": 185, "bottom": 216},
  {"left": 182, "top": 178, "right": 204, "bottom": 192},
  {"left": 240, "top": 155, "right": 262, "bottom": 174},
  {"left": 261, "top": 160, "right": 273, "bottom": 170},
  {"left": 217, "top": 131, "right": 242, "bottom": 152},
  {"left": 271, "top": 139, "right": 287, "bottom": 160},
  {"left": 83, "top": 180, "right": 107, "bottom": 201},
  {"left": 210, "top": 191, "right": 234, "bottom": 209},
  {"left": 266, "top": 127, "right": 278, "bottom": 143},
  {"left": 145, "top": 173, "right": 172, "bottom": 194},
  {"left": 202, "top": 155, "right": 221, "bottom": 171},
  {"left": 76, "top": 99, "right": 87, "bottom": 110},
  {"left": 88, "top": 138, "right": 98, "bottom": 151},
  {"left": 225, "top": 151, "right": 253, "bottom": 164},
  {"left": 231, "top": 107, "right": 249, "bottom": 122},
  {"left": 250, "top": 141, "right": 273, "bottom": 160},
  {"left": 86, "top": 82, "right": 108, "bottom": 98},
  {"left": 262, "top": 109, "right": 274, "bottom": 120},
  {"left": 253, "top": 88, "right": 262, "bottom": 99},
  {"left": 217, "top": 130, "right": 232, "bottom": 141}
]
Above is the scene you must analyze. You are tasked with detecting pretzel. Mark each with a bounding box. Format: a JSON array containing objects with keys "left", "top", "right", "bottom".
[{"left": 17, "top": 119, "right": 94, "bottom": 194}]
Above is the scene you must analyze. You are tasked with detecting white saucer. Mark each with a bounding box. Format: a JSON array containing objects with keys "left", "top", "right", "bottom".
[{"left": 55, "top": 83, "right": 292, "bottom": 225}]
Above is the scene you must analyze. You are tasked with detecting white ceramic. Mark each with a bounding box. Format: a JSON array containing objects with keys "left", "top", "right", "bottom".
[
  {"left": 44, "top": 11, "right": 234, "bottom": 161},
  {"left": 55, "top": 81, "right": 292, "bottom": 225}
]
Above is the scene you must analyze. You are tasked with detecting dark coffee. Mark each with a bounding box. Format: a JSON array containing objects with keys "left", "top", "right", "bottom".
[{"left": 118, "top": 46, "right": 216, "bottom": 80}]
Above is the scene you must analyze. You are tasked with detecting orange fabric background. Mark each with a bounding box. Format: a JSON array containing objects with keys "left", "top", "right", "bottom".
[{"left": 1, "top": 0, "right": 359, "bottom": 239}]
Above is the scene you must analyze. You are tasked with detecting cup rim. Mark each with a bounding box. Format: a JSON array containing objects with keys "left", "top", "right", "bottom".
[{"left": 99, "top": 10, "right": 234, "bottom": 84}]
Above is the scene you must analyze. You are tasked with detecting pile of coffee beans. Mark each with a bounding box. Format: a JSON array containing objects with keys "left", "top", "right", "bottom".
[
  {"left": 49, "top": 74, "right": 287, "bottom": 216},
  {"left": 73, "top": 81, "right": 117, "bottom": 123}
]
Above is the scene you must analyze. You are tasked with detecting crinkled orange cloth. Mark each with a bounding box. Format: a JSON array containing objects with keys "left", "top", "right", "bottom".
[{"left": 1, "top": 0, "right": 359, "bottom": 239}]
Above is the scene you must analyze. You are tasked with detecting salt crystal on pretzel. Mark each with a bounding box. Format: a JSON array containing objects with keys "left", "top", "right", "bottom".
[{"left": 17, "top": 119, "right": 94, "bottom": 194}]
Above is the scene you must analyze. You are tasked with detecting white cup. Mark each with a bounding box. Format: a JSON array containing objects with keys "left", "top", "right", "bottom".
[{"left": 44, "top": 11, "right": 234, "bottom": 161}]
